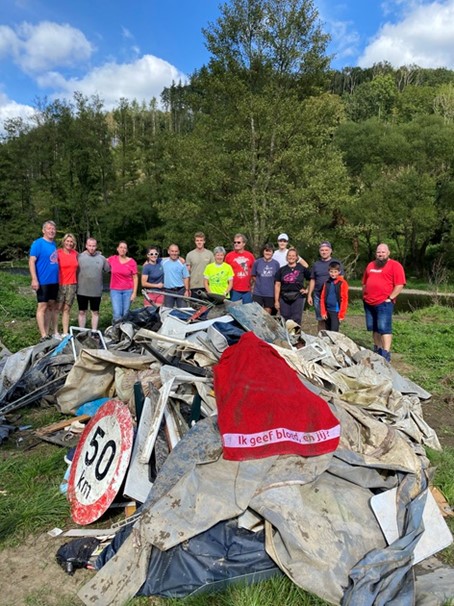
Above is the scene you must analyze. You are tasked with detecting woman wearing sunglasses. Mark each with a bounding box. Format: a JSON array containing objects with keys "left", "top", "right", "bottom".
[{"left": 142, "top": 246, "right": 164, "bottom": 306}]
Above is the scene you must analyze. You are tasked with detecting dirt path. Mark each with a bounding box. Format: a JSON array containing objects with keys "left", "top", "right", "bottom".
[{"left": 0, "top": 533, "right": 89, "bottom": 605}]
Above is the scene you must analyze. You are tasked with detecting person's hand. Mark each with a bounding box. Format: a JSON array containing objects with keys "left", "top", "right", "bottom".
[
  {"left": 158, "top": 282, "right": 163, "bottom": 289},
  {"left": 130, "top": 293, "right": 136, "bottom": 301},
  {"left": 307, "top": 295, "right": 313, "bottom": 306},
  {"left": 274, "top": 300, "right": 280, "bottom": 310},
  {"left": 31, "top": 279, "right": 39, "bottom": 291},
  {"left": 322, "top": 314, "right": 328, "bottom": 320},
  {"left": 300, "top": 288, "right": 308, "bottom": 295}
]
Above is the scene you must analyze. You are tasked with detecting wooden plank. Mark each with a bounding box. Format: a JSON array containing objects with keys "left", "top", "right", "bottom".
[
  {"left": 35, "top": 414, "right": 90, "bottom": 436},
  {"left": 138, "top": 378, "right": 174, "bottom": 465}
]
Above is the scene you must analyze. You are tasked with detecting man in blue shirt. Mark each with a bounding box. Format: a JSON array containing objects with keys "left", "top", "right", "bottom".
[
  {"left": 29, "top": 220, "right": 60, "bottom": 341},
  {"left": 162, "top": 244, "right": 190, "bottom": 308}
]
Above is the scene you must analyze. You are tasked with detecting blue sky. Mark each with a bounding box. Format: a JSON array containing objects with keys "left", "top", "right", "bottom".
[{"left": 1, "top": 0, "right": 454, "bottom": 126}]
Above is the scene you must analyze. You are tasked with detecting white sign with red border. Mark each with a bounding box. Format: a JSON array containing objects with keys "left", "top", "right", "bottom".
[{"left": 68, "top": 399, "right": 134, "bottom": 525}]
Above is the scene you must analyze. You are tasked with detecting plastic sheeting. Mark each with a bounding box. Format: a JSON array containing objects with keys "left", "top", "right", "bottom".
[
  {"left": 56, "top": 349, "right": 155, "bottom": 413},
  {"left": 97, "top": 519, "right": 281, "bottom": 598},
  {"left": 79, "top": 398, "right": 450, "bottom": 606}
]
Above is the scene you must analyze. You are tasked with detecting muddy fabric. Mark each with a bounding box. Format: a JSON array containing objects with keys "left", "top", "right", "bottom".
[
  {"left": 415, "top": 557, "right": 454, "bottom": 605},
  {"left": 56, "top": 349, "right": 155, "bottom": 413},
  {"left": 342, "top": 477, "right": 428, "bottom": 606},
  {"left": 256, "top": 474, "right": 387, "bottom": 604}
]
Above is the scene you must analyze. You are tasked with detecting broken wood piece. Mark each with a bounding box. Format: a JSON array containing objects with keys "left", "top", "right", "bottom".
[{"left": 35, "top": 414, "right": 90, "bottom": 436}]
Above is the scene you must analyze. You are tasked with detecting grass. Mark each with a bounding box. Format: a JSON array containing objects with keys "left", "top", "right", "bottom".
[
  {"left": 343, "top": 304, "right": 454, "bottom": 395},
  {"left": 0, "top": 443, "right": 70, "bottom": 545},
  {"left": 24, "top": 590, "right": 82, "bottom": 606}
]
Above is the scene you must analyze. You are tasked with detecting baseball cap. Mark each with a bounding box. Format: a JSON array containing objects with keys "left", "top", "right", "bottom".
[
  {"left": 319, "top": 240, "right": 332, "bottom": 249},
  {"left": 278, "top": 233, "right": 289, "bottom": 241}
]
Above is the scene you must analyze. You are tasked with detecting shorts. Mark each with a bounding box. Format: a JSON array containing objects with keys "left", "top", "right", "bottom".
[
  {"left": 364, "top": 300, "right": 394, "bottom": 334},
  {"left": 252, "top": 294, "right": 274, "bottom": 309},
  {"left": 313, "top": 292, "right": 322, "bottom": 321},
  {"left": 230, "top": 290, "right": 253, "bottom": 304},
  {"left": 77, "top": 294, "right": 102, "bottom": 312},
  {"left": 57, "top": 284, "right": 77, "bottom": 306},
  {"left": 36, "top": 283, "right": 59, "bottom": 303},
  {"left": 144, "top": 291, "right": 164, "bottom": 306}
]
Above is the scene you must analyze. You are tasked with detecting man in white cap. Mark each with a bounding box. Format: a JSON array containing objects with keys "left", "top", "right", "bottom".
[
  {"left": 307, "top": 240, "right": 344, "bottom": 332},
  {"left": 273, "top": 233, "right": 309, "bottom": 269}
]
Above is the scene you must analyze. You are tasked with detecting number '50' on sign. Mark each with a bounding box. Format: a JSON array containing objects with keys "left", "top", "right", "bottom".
[{"left": 68, "top": 399, "right": 134, "bottom": 525}]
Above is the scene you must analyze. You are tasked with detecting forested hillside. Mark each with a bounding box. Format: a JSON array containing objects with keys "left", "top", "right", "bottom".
[{"left": 1, "top": 0, "right": 453, "bottom": 276}]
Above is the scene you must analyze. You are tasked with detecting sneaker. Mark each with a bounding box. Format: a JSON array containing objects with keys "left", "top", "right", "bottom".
[
  {"left": 381, "top": 349, "right": 391, "bottom": 363},
  {"left": 373, "top": 345, "right": 382, "bottom": 356},
  {"left": 51, "top": 333, "right": 62, "bottom": 340},
  {"left": 39, "top": 335, "right": 50, "bottom": 343}
]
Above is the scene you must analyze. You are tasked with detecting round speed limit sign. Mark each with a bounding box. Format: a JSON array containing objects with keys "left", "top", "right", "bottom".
[{"left": 68, "top": 399, "right": 134, "bottom": 525}]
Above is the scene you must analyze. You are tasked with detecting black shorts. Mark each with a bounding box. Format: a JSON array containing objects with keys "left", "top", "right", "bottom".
[
  {"left": 252, "top": 294, "right": 274, "bottom": 309},
  {"left": 77, "top": 294, "right": 101, "bottom": 312},
  {"left": 36, "top": 283, "right": 59, "bottom": 303}
]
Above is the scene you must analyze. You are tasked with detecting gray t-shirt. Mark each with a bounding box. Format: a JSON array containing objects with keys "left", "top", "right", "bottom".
[
  {"left": 186, "top": 248, "right": 215, "bottom": 288},
  {"left": 77, "top": 251, "right": 110, "bottom": 297},
  {"left": 310, "top": 258, "right": 344, "bottom": 295}
]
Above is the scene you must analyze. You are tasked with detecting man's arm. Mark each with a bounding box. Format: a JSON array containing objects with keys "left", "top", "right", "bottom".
[
  {"left": 388, "top": 284, "right": 405, "bottom": 301},
  {"left": 307, "top": 278, "right": 315, "bottom": 306},
  {"left": 183, "top": 276, "right": 190, "bottom": 294},
  {"left": 29, "top": 256, "right": 39, "bottom": 291}
]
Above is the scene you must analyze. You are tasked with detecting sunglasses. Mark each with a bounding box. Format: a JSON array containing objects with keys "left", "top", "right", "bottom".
[
  {"left": 233, "top": 241, "right": 243, "bottom": 244},
  {"left": 148, "top": 252, "right": 159, "bottom": 256}
]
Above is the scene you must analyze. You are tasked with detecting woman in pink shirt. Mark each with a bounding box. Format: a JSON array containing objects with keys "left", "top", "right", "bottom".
[{"left": 108, "top": 241, "right": 138, "bottom": 323}]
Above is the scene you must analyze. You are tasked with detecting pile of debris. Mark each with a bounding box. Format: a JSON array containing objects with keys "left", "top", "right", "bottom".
[{"left": 1, "top": 301, "right": 453, "bottom": 606}]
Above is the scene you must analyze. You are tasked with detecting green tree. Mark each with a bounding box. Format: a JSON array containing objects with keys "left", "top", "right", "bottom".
[{"left": 154, "top": 0, "right": 353, "bottom": 255}]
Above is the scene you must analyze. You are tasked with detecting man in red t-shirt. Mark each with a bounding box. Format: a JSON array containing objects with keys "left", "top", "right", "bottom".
[
  {"left": 225, "top": 233, "right": 255, "bottom": 303},
  {"left": 362, "top": 243, "right": 406, "bottom": 362}
]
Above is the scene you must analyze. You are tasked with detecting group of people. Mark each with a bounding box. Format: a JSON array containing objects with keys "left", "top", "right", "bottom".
[
  {"left": 29, "top": 221, "right": 131, "bottom": 341},
  {"left": 29, "top": 222, "right": 406, "bottom": 362}
]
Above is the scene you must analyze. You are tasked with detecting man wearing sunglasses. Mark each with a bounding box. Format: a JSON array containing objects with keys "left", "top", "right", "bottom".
[{"left": 225, "top": 234, "right": 255, "bottom": 303}]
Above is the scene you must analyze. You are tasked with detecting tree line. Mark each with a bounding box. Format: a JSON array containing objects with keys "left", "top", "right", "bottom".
[{"left": 1, "top": 0, "right": 453, "bottom": 278}]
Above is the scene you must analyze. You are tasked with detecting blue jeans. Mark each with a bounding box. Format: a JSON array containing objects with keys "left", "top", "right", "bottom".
[
  {"left": 364, "top": 300, "right": 394, "bottom": 334},
  {"left": 230, "top": 290, "right": 253, "bottom": 304},
  {"left": 110, "top": 289, "right": 133, "bottom": 323},
  {"left": 164, "top": 287, "right": 186, "bottom": 308},
  {"left": 313, "top": 292, "right": 322, "bottom": 321}
]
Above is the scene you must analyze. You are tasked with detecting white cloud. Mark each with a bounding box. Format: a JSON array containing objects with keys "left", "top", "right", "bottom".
[
  {"left": 17, "top": 21, "right": 94, "bottom": 72},
  {"left": 0, "top": 25, "right": 20, "bottom": 59},
  {"left": 122, "top": 26, "right": 133, "bottom": 40},
  {"left": 359, "top": 0, "right": 454, "bottom": 68},
  {"left": 0, "top": 92, "right": 36, "bottom": 131},
  {"left": 37, "top": 54, "right": 188, "bottom": 108},
  {"left": 0, "top": 21, "right": 94, "bottom": 72},
  {"left": 327, "top": 20, "right": 361, "bottom": 61}
]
